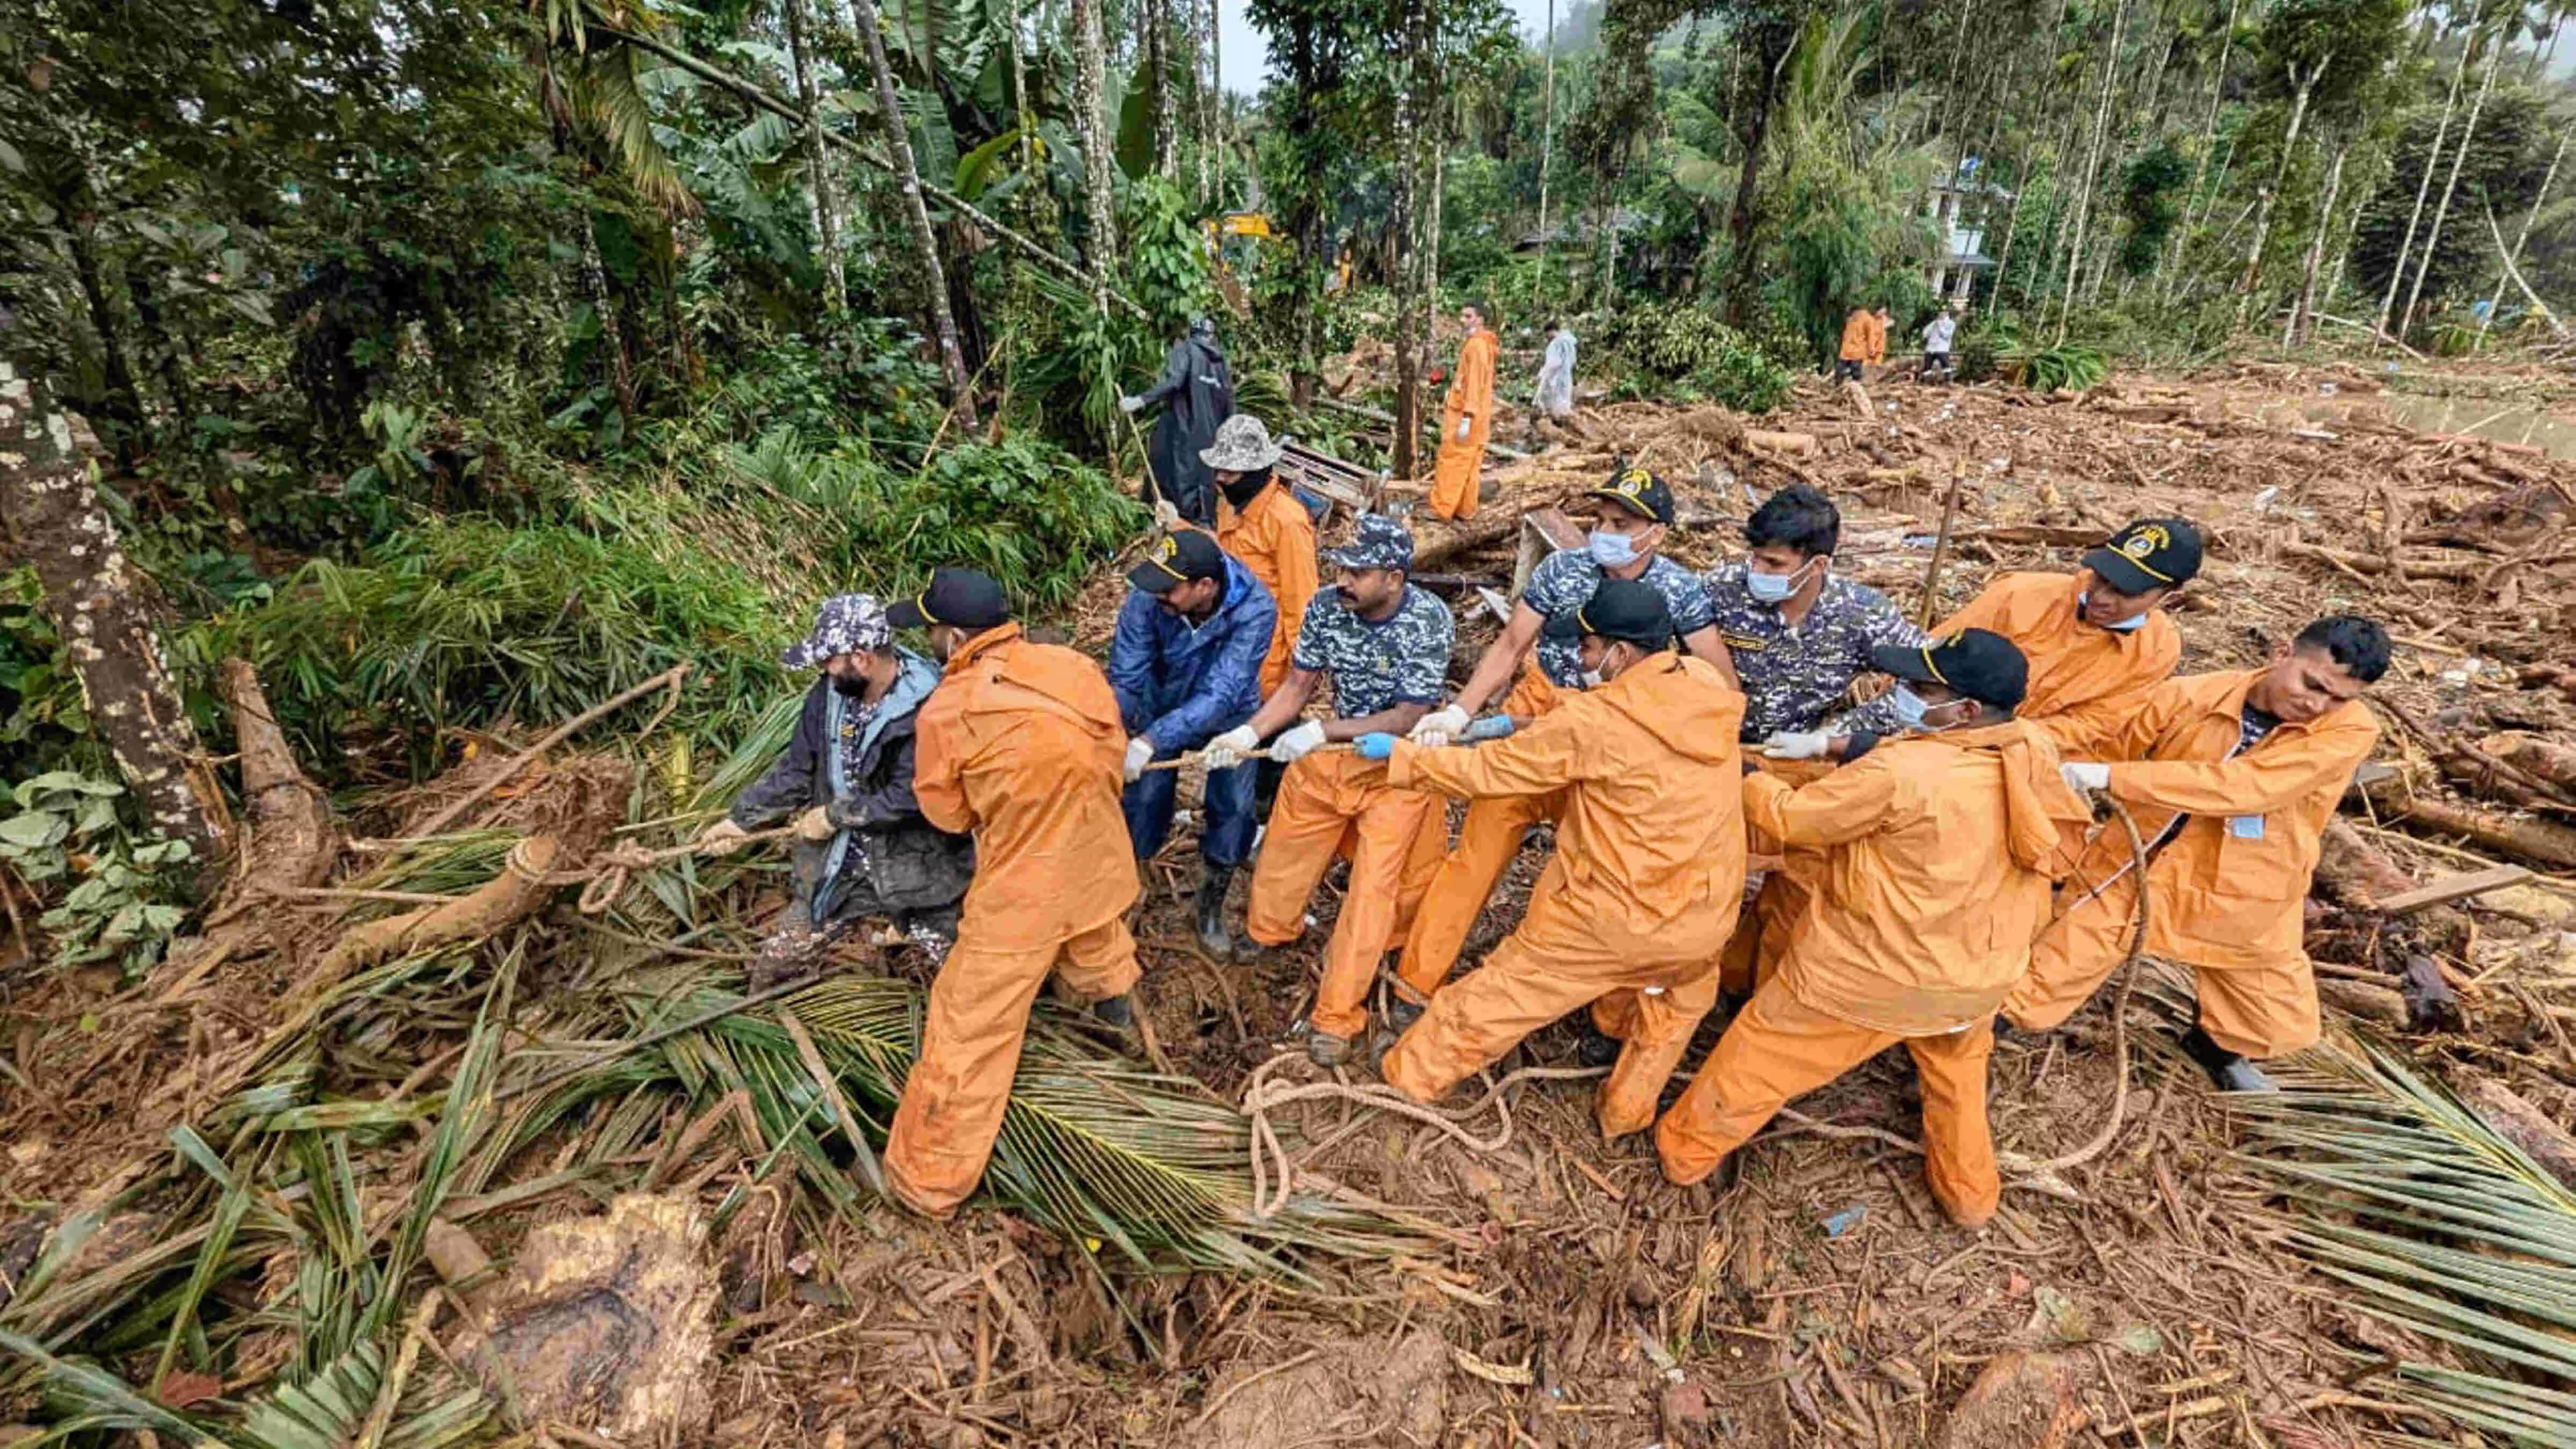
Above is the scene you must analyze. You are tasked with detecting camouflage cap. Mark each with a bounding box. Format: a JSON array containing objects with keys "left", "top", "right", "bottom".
[
  {"left": 1199, "top": 413, "right": 1283, "bottom": 472},
  {"left": 782, "top": 593, "right": 894, "bottom": 669},
  {"left": 1322, "top": 513, "right": 1415, "bottom": 573}
]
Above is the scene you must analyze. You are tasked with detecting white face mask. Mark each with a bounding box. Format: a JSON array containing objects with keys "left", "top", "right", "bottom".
[
  {"left": 1587, "top": 529, "right": 1642, "bottom": 569},
  {"left": 1892, "top": 683, "right": 1957, "bottom": 733},
  {"left": 1746, "top": 558, "right": 1816, "bottom": 604},
  {"left": 1579, "top": 669, "right": 1605, "bottom": 690},
  {"left": 2078, "top": 591, "right": 2148, "bottom": 632}
]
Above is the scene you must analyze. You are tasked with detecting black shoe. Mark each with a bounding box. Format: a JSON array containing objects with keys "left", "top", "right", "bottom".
[
  {"left": 1307, "top": 1029, "right": 1351, "bottom": 1067},
  {"left": 1386, "top": 996, "right": 1426, "bottom": 1034},
  {"left": 1194, "top": 862, "right": 1253, "bottom": 963},
  {"left": 2179, "top": 1024, "right": 2276, "bottom": 1093},
  {"left": 1576, "top": 1023, "right": 1622, "bottom": 1069},
  {"left": 1092, "top": 994, "right": 1136, "bottom": 1030}
]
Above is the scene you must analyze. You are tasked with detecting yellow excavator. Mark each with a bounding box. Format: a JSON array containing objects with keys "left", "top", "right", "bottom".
[{"left": 1201, "top": 211, "right": 1275, "bottom": 313}]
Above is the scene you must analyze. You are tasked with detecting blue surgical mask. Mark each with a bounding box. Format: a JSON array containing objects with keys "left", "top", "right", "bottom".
[
  {"left": 1745, "top": 559, "right": 1814, "bottom": 605},
  {"left": 1588, "top": 529, "right": 1642, "bottom": 569},
  {"left": 1890, "top": 684, "right": 1933, "bottom": 731},
  {"left": 2078, "top": 592, "right": 2148, "bottom": 633}
]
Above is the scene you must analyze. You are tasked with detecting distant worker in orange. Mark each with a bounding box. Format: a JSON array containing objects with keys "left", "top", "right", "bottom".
[
  {"left": 1835, "top": 304, "right": 1887, "bottom": 382},
  {"left": 2006, "top": 615, "right": 2392, "bottom": 1094},
  {"left": 883, "top": 569, "right": 1144, "bottom": 1218},
  {"left": 1657, "top": 631, "right": 2091, "bottom": 1227},
  {"left": 1429, "top": 301, "right": 1499, "bottom": 520},
  {"left": 1771, "top": 517, "right": 2203, "bottom": 767},
  {"left": 1203, "top": 515, "right": 1455, "bottom": 1065},
  {"left": 1367, "top": 580, "right": 1746, "bottom": 1139}
]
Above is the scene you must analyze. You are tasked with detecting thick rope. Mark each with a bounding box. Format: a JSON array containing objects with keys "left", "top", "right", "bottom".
[{"left": 547, "top": 825, "right": 801, "bottom": 915}]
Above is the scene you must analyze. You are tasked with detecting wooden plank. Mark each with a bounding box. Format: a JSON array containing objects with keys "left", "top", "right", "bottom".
[
  {"left": 2373, "top": 865, "right": 2534, "bottom": 916},
  {"left": 1512, "top": 507, "right": 1585, "bottom": 597}
]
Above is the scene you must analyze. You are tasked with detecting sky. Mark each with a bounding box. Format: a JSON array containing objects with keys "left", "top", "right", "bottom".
[{"left": 1213, "top": 0, "right": 1566, "bottom": 98}]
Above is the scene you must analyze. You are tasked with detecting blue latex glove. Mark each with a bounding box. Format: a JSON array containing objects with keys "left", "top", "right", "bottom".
[
  {"left": 1461, "top": 715, "right": 1518, "bottom": 742},
  {"left": 1355, "top": 733, "right": 1399, "bottom": 761}
]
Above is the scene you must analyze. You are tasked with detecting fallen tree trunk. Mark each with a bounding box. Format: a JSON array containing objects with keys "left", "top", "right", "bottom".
[
  {"left": 2314, "top": 818, "right": 2416, "bottom": 909},
  {"left": 312, "top": 835, "right": 560, "bottom": 986},
  {"left": 218, "top": 659, "right": 335, "bottom": 896},
  {"left": 2461, "top": 1078, "right": 2576, "bottom": 1192},
  {"left": 2280, "top": 541, "right": 2490, "bottom": 582},
  {"left": 2361, "top": 782, "right": 2576, "bottom": 870},
  {"left": 2479, "top": 731, "right": 2576, "bottom": 792},
  {"left": 1741, "top": 429, "right": 1819, "bottom": 456}
]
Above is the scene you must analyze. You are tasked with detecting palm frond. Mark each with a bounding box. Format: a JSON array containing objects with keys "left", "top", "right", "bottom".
[{"left": 2234, "top": 1042, "right": 2576, "bottom": 1446}]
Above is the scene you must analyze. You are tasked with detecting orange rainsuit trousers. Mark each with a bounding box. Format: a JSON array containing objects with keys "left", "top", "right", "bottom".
[
  {"left": 1394, "top": 669, "right": 1565, "bottom": 1005},
  {"left": 1656, "top": 981, "right": 2000, "bottom": 1226},
  {"left": 2008, "top": 869, "right": 2323, "bottom": 1059},
  {"left": 1245, "top": 749, "right": 1442, "bottom": 1040}
]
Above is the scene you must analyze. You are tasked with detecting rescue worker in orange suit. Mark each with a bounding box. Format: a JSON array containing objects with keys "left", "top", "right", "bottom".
[
  {"left": 1834, "top": 304, "right": 1887, "bottom": 383},
  {"left": 1363, "top": 580, "right": 1747, "bottom": 1138},
  {"left": 1202, "top": 515, "right": 1456, "bottom": 1066},
  {"left": 2005, "top": 614, "right": 2392, "bottom": 1093},
  {"left": 1656, "top": 630, "right": 2092, "bottom": 1227},
  {"left": 1393, "top": 466, "right": 1739, "bottom": 1037},
  {"left": 883, "top": 569, "right": 1144, "bottom": 1217},
  {"left": 1777, "top": 517, "right": 2203, "bottom": 766},
  {"left": 1429, "top": 302, "right": 1499, "bottom": 521},
  {"left": 1206, "top": 413, "right": 1320, "bottom": 817}
]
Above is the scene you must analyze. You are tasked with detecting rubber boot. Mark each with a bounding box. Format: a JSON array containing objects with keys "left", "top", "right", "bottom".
[
  {"left": 1576, "top": 1022, "right": 1622, "bottom": 1069},
  {"left": 1092, "top": 993, "right": 1137, "bottom": 1030},
  {"left": 1194, "top": 861, "right": 1254, "bottom": 964},
  {"left": 2179, "top": 1024, "right": 2276, "bottom": 1093}
]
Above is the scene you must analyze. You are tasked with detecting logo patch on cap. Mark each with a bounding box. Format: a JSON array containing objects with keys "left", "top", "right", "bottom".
[{"left": 2121, "top": 525, "right": 2169, "bottom": 561}]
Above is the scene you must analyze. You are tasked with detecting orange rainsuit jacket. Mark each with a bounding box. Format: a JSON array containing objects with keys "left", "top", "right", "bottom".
[
  {"left": 1933, "top": 572, "right": 2182, "bottom": 758},
  {"left": 2004, "top": 668, "right": 2380, "bottom": 1059},
  {"left": 1216, "top": 481, "right": 1319, "bottom": 695},
  {"left": 885, "top": 624, "right": 1143, "bottom": 1217},
  {"left": 1837, "top": 310, "right": 1886, "bottom": 365},
  {"left": 1430, "top": 329, "right": 1499, "bottom": 521},
  {"left": 1658, "top": 721, "right": 2089, "bottom": 1225},
  {"left": 1381, "top": 655, "right": 1746, "bottom": 1139}
]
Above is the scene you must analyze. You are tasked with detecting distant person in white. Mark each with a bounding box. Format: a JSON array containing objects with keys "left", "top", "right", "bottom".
[
  {"left": 1921, "top": 305, "right": 1960, "bottom": 382},
  {"left": 1534, "top": 321, "right": 1577, "bottom": 420}
]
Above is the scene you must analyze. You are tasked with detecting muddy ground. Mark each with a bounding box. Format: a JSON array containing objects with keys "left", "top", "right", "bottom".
[{"left": 8, "top": 354, "right": 2576, "bottom": 1448}]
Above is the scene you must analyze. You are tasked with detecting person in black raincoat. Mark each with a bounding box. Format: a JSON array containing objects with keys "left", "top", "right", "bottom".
[{"left": 1121, "top": 317, "right": 1234, "bottom": 526}]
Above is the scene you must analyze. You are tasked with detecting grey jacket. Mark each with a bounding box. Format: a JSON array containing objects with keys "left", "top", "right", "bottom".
[{"left": 729, "top": 650, "right": 974, "bottom": 921}]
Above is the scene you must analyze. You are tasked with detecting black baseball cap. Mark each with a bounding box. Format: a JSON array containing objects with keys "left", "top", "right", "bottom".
[
  {"left": 887, "top": 567, "right": 1011, "bottom": 630},
  {"left": 1542, "top": 579, "right": 1675, "bottom": 648},
  {"left": 2083, "top": 517, "right": 2203, "bottom": 596},
  {"left": 1584, "top": 464, "right": 1675, "bottom": 525},
  {"left": 1126, "top": 529, "right": 1228, "bottom": 595},
  {"left": 1869, "top": 628, "right": 2029, "bottom": 713}
]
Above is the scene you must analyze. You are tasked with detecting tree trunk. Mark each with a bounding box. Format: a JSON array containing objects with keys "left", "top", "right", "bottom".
[
  {"left": 2287, "top": 141, "right": 2348, "bottom": 348},
  {"left": 2161, "top": 0, "right": 2242, "bottom": 298},
  {"left": 2375, "top": 28, "right": 2471, "bottom": 342},
  {"left": 2478, "top": 125, "right": 2568, "bottom": 350},
  {"left": 1721, "top": 31, "right": 1791, "bottom": 327},
  {"left": 783, "top": 0, "right": 847, "bottom": 311},
  {"left": 850, "top": 0, "right": 976, "bottom": 422},
  {"left": 1206, "top": 0, "right": 1225, "bottom": 206},
  {"left": 1071, "top": 0, "right": 1118, "bottom": 294},
  {"left": 1145, "top": 0, "right": 1175, "bottom": 180},
  {"left": 1391, "top": 3, "right": 1426, "bottom": 481},
  {"left": 1534, "top": 0, "right": 1556, "bottom": 309},
  {"left": 2054, "top": 0, "right": 2126, "bottom": 344},
  {"left": 1007, "top": 0, "right": 1034, "bottom": 173},
  {"left": 2402, "top": 28, "right": 2505, "bottom": 338},
  {"left": 63, "top": 218, "right": 147, "bottom": 462},
  {"left": 2232, "top": 53, "right": 2323, "bottom": 329},
  {"left": 1427, "top": 133, "right": 1446, "bottom": 311},
  {"left": 0, "top": 359, "right": 228, "bottom": 876}
]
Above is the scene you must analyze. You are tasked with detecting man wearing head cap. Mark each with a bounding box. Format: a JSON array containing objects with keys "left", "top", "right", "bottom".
[
  {"left": 1393, "top": 465, "right": 1739, "bottom": 1023},
  {"left": 1656, "top": 631, "right": 2092, "bottom": 1227},
  {"left": 1203, "top": 515, "right": 1456, "bottom": 1065},
  {"left": 1121, "top": 318, "right": 1234, "bottom": 526},
  {"left": 698, "top": 594, "right": 975, "bottom": 989},
  {"left": 1770, "top": 517, "right": 2202, "bottom": 765},
  {"left": 1358, "top": 579, "right": 1747, "bottom": 1139},
  {"left": 880, "top": 569, "right": 1145, "bottom": 1217},
  {"left": 1109, "top": 529, "right": 1277, "bottom": 960},
  {"left": 2006, "top": 614, "right": 2392, "bottom": 1093},
  {"left": 1205, "top": 414, "right": 1319, "bottom": 704}
]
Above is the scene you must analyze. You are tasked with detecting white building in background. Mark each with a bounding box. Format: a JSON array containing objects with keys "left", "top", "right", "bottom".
[{"left": 1924, "top": 162, "right": 2014, "bottom": 305}]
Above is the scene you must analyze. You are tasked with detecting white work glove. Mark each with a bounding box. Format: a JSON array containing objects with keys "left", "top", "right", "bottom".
[
  {"left": 1455, "top": 416, "right": 1473, "bottom": 441},
  {"left": 1269, "top": 719, "right": 1328, "bottom": 763},
  {"left": 1202, "top": 724, "right": 1261, "bottom": 772},
  {"left": 1759, "top": 731, "right": 1832, "bottom": 762},
  {"left": 2061, "top": 762, "right": 2112, "bottom": 795},
  {"left": 1123, "top": 736, "right": 1155, "bottom": 784},
  {"left": 1118, "top": 393, "right": 1145, "bottom": 414},
  {"left": 791, "top": 805, "right": 838, "bottom": 843},
  {"left": 1410, "top": 704, "right": 1472, "bottom": 749},
  {"left": 694, "top": 818, "right": 750, "bottom": 856}
]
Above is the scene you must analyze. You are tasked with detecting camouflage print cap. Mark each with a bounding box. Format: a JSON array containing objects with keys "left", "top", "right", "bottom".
[
  {"left": 1322, "top": 513, "right": 1415, "bottom": 573},
  {"left": 782, "top": 593, "right": 894, "bottom": 669}
]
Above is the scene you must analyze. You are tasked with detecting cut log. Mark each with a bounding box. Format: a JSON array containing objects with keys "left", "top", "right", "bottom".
[
  {"left": 2361, "top": 784, "right": 2576, "bottom": 870},
  {"left": 2317, "top": 978, "right": 2412, "bottom": 1031},
  {"left": 2478, "top": 732, "right": 2576, "bottom": 793},
  {"left": 2461, "top": 1078, "right": 2576, "bottom": 1193},
  {"left": 2314, "top": 819, "right": 2417, "bottom": 909},
  {"left": 2279, "top": 541, "right": 2490, "bottom": 582},
  {"left": 1742, "top": 429, "right": 1819, "bottom": 457},
  {"left": 217, "top": 660, "right": 336, "bottom": 895},
  {"left": 311, "top": 835, "right": 560, "bottom": 986}
]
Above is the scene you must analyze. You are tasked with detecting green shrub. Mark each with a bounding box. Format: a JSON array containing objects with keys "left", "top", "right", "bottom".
[
  {"left": 1605, "top": 304, "right": 1797, "bottom": 414},
  {"left": 2011, "top": 343, "right": 2109, "bottom": 393},
  {"left": 0, "top": 772, "right": 194, "bottom": 977}
]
